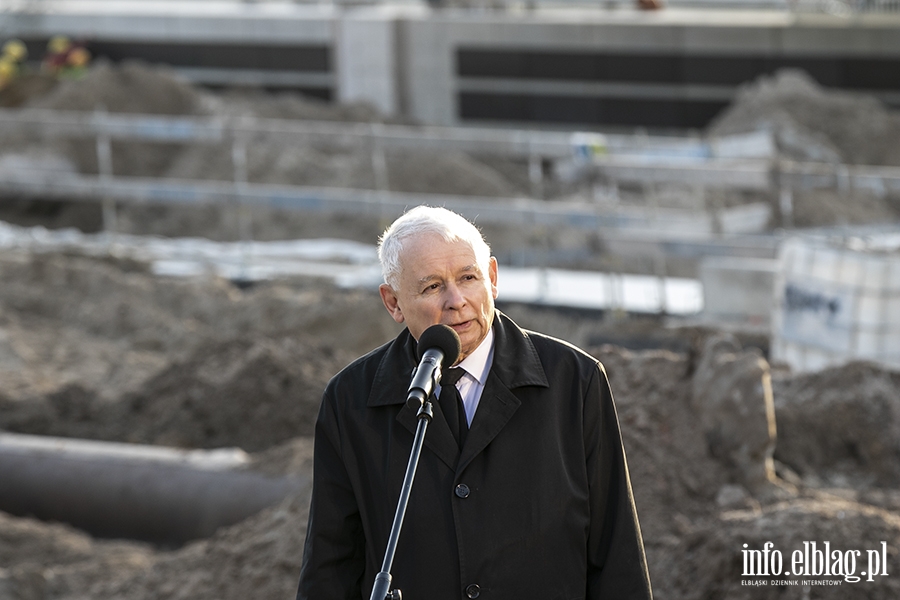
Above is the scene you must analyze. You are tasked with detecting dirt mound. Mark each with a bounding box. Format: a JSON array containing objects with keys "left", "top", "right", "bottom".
[
  {"left": 589, "top": 344, "right": 900, "bottom": 600},
  {"left": 161, "top": 87, "right": 523, "bottom": 199},
  {"left": 3, "top": 307, "right": 900, "bottom": 599},
  {"left": 0, "top": 73, "right": 58, "bottom": 108},
  {"left": 0, "top": 249, "right": 405, "bottom": 451},
  {"left": 30, "top": 60, "right": 200, "bottom": 116},
  {"left": 588, "top": 345, "right": 733, "bottom": 537},
  {"left": 46, "top": 66, "right": 523, "bottom": 198},
  {"left": 691, "top": 334, "right": 778, "bottom": 495},
  {"left": 788, "top": 188, "right": 898, "bottom": 228},
  {"left": 772, "top": 361, "right": 900, "bottom": 488},
  {"left": 0, "top": 487, "right": 310, "bottom": 600},
  {"left": 0, "top": 251, "right": 397, "bottom": 366},
  {"left": 202, "top": 87, "right": 386, "bottom": 124},
  {"left": 707, "top": 69, "right": 900, "bottom": 229},
  {"left": 0, "top": 336, "right": 344, "bottom": 451},
  {"left": 0, "top": 511, "right": 153, "bottom": 600},
  {"left": 709, "top": 69, "right": 900, "bottom": 167},
  {"left": 661, "top": 495, "right": 900, "bottom": 600},
  {"left": 0, "top": 61, "right": 529, "bottom": 240},
  {"left": 104, "top": 336, "right": 340, "bottom": 450},
  {"left": 163, "top": 138, "right": 518, "bottom": 198},
  {"left": 24, "top": 60, "right": 204, "bottom": 178},
  {"left": 43, "top": 490, "right": 311, "bottom": 600}
]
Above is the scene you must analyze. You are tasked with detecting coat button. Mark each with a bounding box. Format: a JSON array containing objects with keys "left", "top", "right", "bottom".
[
  {"left": 465, "top": 583, "right": 480, "bottom": 598},
  {"left": 455, "top": 484, "right": 470, "bottom": 498}
]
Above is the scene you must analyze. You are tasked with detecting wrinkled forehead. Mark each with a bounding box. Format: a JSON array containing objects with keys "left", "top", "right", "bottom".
[{"left": 397, "top": 233, "right": 485, "bottom": 278}]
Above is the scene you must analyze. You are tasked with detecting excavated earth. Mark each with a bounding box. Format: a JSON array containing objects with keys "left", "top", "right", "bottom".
[
  {"left": 0, "top": 249, "right": 898, "bottom": 600},
  {"left": 0, "top": 63, "right": 899, "bottom": 600}
]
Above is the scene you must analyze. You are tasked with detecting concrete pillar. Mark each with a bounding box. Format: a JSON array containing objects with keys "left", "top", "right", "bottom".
[
  {"left": 404, "top": 15, "right": 456, "bottom": 126},
  {"left": 336, "top": 9, "right": 399, "bottom": 117}
]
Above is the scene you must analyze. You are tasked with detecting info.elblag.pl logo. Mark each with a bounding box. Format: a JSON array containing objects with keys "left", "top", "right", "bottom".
[{"left": 741, "top": 541, "right": 890, "bottom": 587}]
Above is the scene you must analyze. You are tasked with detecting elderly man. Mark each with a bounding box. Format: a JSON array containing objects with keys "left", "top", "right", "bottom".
[{"left": 297, "top": 206, "right": 652, "bottom": 600}]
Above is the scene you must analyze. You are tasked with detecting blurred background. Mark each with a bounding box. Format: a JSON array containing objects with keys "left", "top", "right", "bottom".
[{"left": 0, "top": 1, "right": 899, "bottom": 599}]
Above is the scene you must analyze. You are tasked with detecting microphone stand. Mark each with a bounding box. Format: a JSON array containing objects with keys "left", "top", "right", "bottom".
[{"left": 369, "top": 393, "right": 435, "bottom": 600}]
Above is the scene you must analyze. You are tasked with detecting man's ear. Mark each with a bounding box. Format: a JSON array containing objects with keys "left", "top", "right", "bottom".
[
  {"left": 379, "top": 283, "right": 405, "bottom": 324},
  {"left": 488, "top": 256, "right": 499, "bottom": 299}
]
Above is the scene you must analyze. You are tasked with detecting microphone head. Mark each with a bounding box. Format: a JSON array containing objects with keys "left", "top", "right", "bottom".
[{"left": 417, "top": 324, "right": 461, "bottom": 370}]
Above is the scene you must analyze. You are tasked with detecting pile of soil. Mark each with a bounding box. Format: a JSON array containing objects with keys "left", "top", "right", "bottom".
[
  {"left": 2, "top": 247, "right": 899, "bottom": 599},
  {"left": 0, "top": 336, "right": 343, "bottom": 451},
  {"left": 0, "top": 73, "right": 58, "bottom": 109},
  {"left": 0, "top": 61, "right": 532, "bottom": 241},
  {"left": 787, "top": 188, "right": 899, "bottom": 229},
  {"left": 53, "top": 492, "right": 312, "bottom": 600},
  {"left": 772, "top": 361, "right": 900, "bottom": 488},
  {"left": 0, "top": 511, "right": 154, "bottom": 600},
  {"left": 661, "top": 495, "right": 900, "bottom": 600},
  {"left": 6, "top": 61, "right": 202, "bottom": 179},
  {"left": 709, "top": 69, "right": 900, "bottom": 168},
  {"left": 0, "top": 249, "right": 403, "bottom": 453},
  {"left": 163, "top": 88, "right": 520, "bottom": 196},
  {"left": 0, "top": 250, "right": 398, "bottom": 400},
  {"left": 707, "top": 69, "right": 900, "bottom": 228},
  {"left": 590, "top": 345, "right": 733, "bottom": 533}
]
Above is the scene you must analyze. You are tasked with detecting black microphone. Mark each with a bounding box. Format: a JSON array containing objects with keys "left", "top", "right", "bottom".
[{"left": 407, "top": 324, "right": 461, "bottom": 408}]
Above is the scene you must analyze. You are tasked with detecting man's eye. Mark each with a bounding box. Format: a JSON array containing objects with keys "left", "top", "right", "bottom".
[{"left": 423, "top": 283, "right": 440, "bottom": 293}]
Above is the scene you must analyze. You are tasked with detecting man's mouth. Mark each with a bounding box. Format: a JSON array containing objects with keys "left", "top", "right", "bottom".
[{"left": 449, "top": 320, "right": 472, "bottom": 332}]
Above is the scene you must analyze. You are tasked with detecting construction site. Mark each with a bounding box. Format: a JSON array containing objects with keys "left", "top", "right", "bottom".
[{"left": 1, "top": 1, "right": 899, "bottom": 599}]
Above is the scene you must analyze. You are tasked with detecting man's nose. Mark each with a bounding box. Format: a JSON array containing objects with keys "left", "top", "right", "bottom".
[{"left": 443, "top": 283, "right": 466, "bottom": 309}]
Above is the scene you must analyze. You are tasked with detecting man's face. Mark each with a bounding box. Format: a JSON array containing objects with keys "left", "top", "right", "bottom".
[{"left": 379, "top": 233, "right": 498, "bottom": 363}]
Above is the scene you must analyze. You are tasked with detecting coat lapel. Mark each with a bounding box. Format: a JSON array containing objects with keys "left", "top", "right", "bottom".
[
  {"left": 366, "top": 329, "right": 461, "bottom": 471},
  {"left": 457, "top": 311, "right": 549, "bottom": 473},
  {"left": 366, "top": 311, "right": 550, "bottom": 474},
  {"left": 396, "top": 395, "right": 460, "bottom": 471},
  {"left": 457, "top": 371, "right": 520, "bottom": 472}
]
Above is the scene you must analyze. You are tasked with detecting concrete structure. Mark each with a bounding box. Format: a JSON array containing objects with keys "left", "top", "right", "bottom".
[{"left": 3, "top": 2, "right": 900, "bottom": 128}]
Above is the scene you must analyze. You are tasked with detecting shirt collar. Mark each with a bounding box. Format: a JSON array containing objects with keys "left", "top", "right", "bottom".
[{"left": 456, "top": 327, "right": 494, "bottom": 386}]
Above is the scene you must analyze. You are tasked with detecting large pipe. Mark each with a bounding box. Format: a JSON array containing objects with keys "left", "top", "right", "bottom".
[{"left": 0, "top": 432, "right": 309, "bottom": 545}]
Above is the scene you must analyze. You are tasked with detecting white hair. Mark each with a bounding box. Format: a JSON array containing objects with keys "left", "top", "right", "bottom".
[{"left": 377, "top": 206, "right": 491, "bottom": 289}]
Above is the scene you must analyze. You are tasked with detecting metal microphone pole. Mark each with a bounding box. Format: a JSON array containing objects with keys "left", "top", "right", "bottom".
[{"left": 369, "top": 395, "right": 435, "bottom": 600}]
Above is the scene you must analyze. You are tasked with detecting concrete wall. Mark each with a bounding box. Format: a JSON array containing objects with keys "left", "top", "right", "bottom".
[
  {"left": 3, "top": 3, "right": 900, "bottom": 128},
  {"left": 405, "top": 10, "right": 900, "bottom": 126},
  {"left": 336, "top": 9, "right": 400, "bottom": 114}
]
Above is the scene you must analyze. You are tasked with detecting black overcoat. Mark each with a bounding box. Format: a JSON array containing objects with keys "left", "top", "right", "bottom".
[{"left": 297, "top": 311, "right": 652, "bottom": 600}]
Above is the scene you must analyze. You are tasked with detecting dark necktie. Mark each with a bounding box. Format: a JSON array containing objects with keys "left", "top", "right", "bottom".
[{"left": 439, "top": 367, "right": 468, "bottom": 450}]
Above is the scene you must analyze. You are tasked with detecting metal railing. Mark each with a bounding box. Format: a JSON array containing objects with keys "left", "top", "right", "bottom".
[{"left": 4, "top": 107, "right": 900, "bottom": 249}]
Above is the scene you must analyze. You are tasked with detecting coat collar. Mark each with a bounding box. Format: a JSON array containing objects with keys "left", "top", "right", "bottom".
[
  {"left": 366, "top": 310, "right": 548, "bottom": 409},
  {"left": 366, "top": 310, "right": 549, "bottom": 472}
]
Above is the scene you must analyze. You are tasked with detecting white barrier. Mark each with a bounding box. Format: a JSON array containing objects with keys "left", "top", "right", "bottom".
[{"left": 772, "top": 233, "right": 900, "bottom": 373}]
